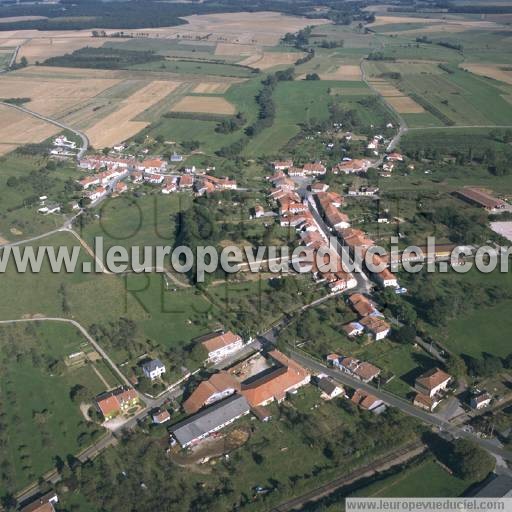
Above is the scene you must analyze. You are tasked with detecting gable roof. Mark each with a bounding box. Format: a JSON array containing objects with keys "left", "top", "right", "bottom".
[
  {"left": 201, "top": 331, "right": 242, "bottom": 353},
  {"left": 416, "top": 368, "right": 451, "bottom": 391}
]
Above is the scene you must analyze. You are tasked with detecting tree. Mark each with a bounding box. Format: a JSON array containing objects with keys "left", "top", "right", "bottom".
[
  {"left": 393, "top": 324, "right": 416, "bottom": 344},
  {"left": 305, "top": 73, "right": 320, "bottom": 81},
  {"left": 448, "top": 439, "right": 495, "bottom": 481}
]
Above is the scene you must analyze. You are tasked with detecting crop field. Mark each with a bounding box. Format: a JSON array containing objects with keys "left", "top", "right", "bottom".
[
  {"left": 170, "top": 94, "right": 235, "bottom": 115},
  {"left": 238, "top": 51, "right": 300, "bottom": 70},
  {"left": 368, "top": 80, "right": 425, "bottom": 113},
  {"left": 85, "top": 80, "right": 180, "bottom": 148},
  {"left": 320, "top": 63, "right": 362, "bottom": 81},
  {"left": 0, "top": 321, "right": 107, "bottom": 495},
  {"left": 461, "top": 63, "right": 512, "bottom": 85}
]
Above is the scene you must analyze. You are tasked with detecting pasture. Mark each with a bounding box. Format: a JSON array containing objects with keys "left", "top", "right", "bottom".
[{"left": 0, "top": 321, "right": 107, "bottom": 496}]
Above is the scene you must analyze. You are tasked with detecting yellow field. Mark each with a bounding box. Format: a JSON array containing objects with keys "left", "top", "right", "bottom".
[
  {"left": 320, "top": 64, "right": 361, "bottom": 81},
  {"left": 0, "top": 104, "right": 60, "bottom": 155},
  {"left": 239, "top": 51, "right": 300, "bottom": 70},
  {"left": 369, "top": 81, "right": 404, "bottom": 97},
  {"left": 462, "top": 63, "right": 512, "bottom": 86},
  {"left": 385, "top": 95, "right": 424, "bottom": 113},
  {"left": 86, "top": 80, "right": 180, "bottom": 148},
  {"left": 193, "top": 82, "right": 232, "bottom": 94},
  {"left": 0, "top": 74, "right": 120, "bottom": 117},
  {"left": 214, "top": 43, "right": 258, "bottom": 56},
  {"left": 170, "top": 95, "right": 235, "bottom": 115}
]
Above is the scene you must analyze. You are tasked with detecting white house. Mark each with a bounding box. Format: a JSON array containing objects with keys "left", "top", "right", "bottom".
[
  {"left": 415, "top": 368, "right": 452, "bottom": 398},
  {"left": 201, "top": 331, "right": 243, "bottom": 363},
  {"left": 142, "top": 359, "right": 166, "bottom": 381}
]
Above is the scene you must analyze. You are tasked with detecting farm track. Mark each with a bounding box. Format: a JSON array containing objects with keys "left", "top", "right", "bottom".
[{"left": 0, "top": 101, "right": 89, "bottom": 159}]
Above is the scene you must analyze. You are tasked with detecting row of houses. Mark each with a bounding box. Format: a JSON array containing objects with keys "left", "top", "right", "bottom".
[
  {"left": 79, "top": 155, "right": 168, "bottom": 174},
  {"left": 326, "top": 353, "right": 381, "bottom": 383},
  {"left": 345, "top": 293, "right": 391, "bottom": 340}
]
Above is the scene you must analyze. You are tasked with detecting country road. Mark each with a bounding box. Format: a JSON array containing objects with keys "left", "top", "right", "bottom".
[
  {"left": 288, "top": 349, "right": 512, "bottom": 464},
  {"left": 0, "top": 101, "right": 89, "bottom": 159}
]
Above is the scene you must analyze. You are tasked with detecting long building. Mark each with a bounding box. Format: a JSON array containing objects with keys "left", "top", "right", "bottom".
[
  {"left": 454, "top": 188, "right": 507, "bottom": 212},
  {"left": 170, "top": 394, "right": 250, "bottom": 447}
]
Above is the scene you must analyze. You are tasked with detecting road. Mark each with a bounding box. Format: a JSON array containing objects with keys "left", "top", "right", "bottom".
[
  {"left": 307, "top": 192, "right": 372, "bottom": 294},
  {"left": 287, "top": 349, "right": 512, "bottom": 463},
  {"left": 359, "top": 58, "right": 408, "bottom": 153},
  {"left": 0, "top": 101, "right": 89, "bottom": 160}
]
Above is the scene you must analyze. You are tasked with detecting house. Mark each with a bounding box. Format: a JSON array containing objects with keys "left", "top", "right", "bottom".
[
  {"left": 132, "top": 171, "right": 144, "bottom": 183},
  {"left": 96, "top": 386, "right": 139, "bottom": 420},
  {"left": 179, "top": 175, "right": 194, "bottom": 189},
  {"left": 139, "top": 158, "right": 167, "bottom": 173},
  {"left": 144, "top": 173, "right": 165, "bottom": 185},
  {"left": 316, "top": 377, "right": 343, "bottom": 400},
  {"left": 142, "top": 359, "right": 166, "bottom": 381},
  {"left": 287, "top": 166, "right": 305, "bottom": 177},
  {"left": 79, "top": 176, "right": 100, "bottom": 190},
  {"left": 303, "top": 162, "right": 326, "bottom": 176},
  {"left": 332, "top": 159, "right": 370, "bottom": 175},
  {"left": 351, "top": 389, "right": 384, "bottom": 411},
  {"left": 273, "top": 160, "right": 293, "bottom": 171},
  {"left": 348, "top": 293, "right": 379, "bottom": 317},
  {"left": 171, "top": 152, "right": 183, "bottom": 162},
  {"left": 251, "top": 405, "right": 272, "bottom": 422},
  {"left": 374, "top": 268, "right": 398, "bottom": 288},
  {"left": 201, "top": 331, "right": 244, "bottom": 363},
  {"left": 20, "top": 491, "right": 59, "bottom": 512},
  {"left": 415, "top": 368, "right": 452, "bottom": 398},
  {"left": 253, "top": 205, "right": 265, "bottom": 218},
  {"left": 162, "top": 180, "right": 177, "bottom": 194},
  {"left": 170, "top": 394, "right": 250, "bottom": 447},
  {"left": 113, "top": 181, "right": 128, "bottom": 195},
  {"left": 342, "top": 321, "right": 364, "bottom": 337},
  {"left": 354, "top": 361, "right": 381, "bottom": 382},
  {"left": 241, "top": 350, "right": 310, "bottom": 407},
  {"left": 472, "top": 474, "right": 512, "bottom": 498},
  {"left": 84, "top": 186, "right": 107, "bottom": 202},
  {"left": 470, "top": 392, "right": 492, "bottom": 410},
  {"left": 359, "top": 316, "right": 390, "bottom": 341},
  {"left": 311, "top": 182, "right": 329, "bottom": 193},
  {"left": 152, "top": 408, "right": 171, "bottom": 424},
  {"left": 413, "top": 392, "right": 440, "bottom": 412},
  {"left": 183, "top": 370, "right": 240, "bottom": 414},
  {"left": 386, "top": 152, "right": 404, "bottom": 162},
  {"left": 38, "top": 202, "right": 61, "bottom": 214}
]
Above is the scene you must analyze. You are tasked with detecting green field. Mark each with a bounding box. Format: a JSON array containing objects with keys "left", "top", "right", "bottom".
[
  {"left": 0, "top": 321, "right": 106, "bottom": 495},
  {"left": 349, "top": 457, "right": 476, "bottom": 498},
  {"left": 130, "top": 59, "right": 255, "bottom": 78}
]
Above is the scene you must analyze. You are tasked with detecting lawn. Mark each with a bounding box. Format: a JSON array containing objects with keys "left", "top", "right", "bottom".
[{"left": 0, "top": 321, "right": 106, "bottom": 496}]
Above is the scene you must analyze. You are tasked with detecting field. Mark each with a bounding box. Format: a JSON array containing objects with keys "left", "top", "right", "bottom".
[
  {"left": 170, "top": 95, "right": 235, "bottom": 115},
  {"left": 0, "top": 321, "right": 108, "bottom": 495},
  {"left": 85, "top": 80, "right": 180, "bottom": 148},
  {"left": 461, "top": 63, "right": 512, "bottom": 85},
  {"left": 239, "top": 51, "right": 300, "bottom": 70},
  {"left": 349, "top": 457, "right": 476, "bottom": 498}
]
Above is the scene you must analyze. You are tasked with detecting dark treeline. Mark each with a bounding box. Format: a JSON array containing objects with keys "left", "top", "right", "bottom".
[
  {"left": 43, "top": 47, "right": 164, "bottom": 69},
  {"left": 0, "top": 0, "right": 367, "bottom": 31}
]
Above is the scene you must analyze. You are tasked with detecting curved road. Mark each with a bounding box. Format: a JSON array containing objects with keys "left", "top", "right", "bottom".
[{"left": 0, "top": 101, "right": 89, "bottom": 160}]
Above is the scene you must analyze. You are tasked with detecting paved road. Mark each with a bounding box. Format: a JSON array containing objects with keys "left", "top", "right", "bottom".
[
  {"left": 0, "top": 101, "right": 89, "bottom": 160},
  {"left": 307, "top": 193, "right": 372, "bottom": 294},
  {"left": 288, "top": 349, "right": 512, "bottom": 463}
]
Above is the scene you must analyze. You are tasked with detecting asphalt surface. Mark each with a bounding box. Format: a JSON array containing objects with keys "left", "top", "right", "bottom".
[{"left": 288, "top": 349, "right": 512, "bottom": 463}]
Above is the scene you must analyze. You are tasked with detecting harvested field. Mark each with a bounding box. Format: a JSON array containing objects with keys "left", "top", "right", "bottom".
[
  {"left": 0, "top": 16, "right": 48, "bottom": 23},
  {"left": 170, "top": 95, "right": 235, "bottom": 115},
  {"left": 239, "top": 51, "right": 300, "bottom": 70},
  {"left": 18, "top": 36, "right": 116, "bottom": 64},
  {"left": 369, "top": 81, "right": 404, "bottom": 97},
  {"left": 193, "top": 82, "right": 232, "bottom": 94},
  {"left": 214, "top": 43, "right": 258, "bottom": 56},
  {"left": 0, "top": 104, "right": 60, "bottom": 155},
  {"left": 320, "top": 64, "right": 361, "bottom": 81},
  {"left": 385, "top": 95, "right": 424, "bottom": 113},
  {"left": 462, "top": 63, "right": 512, "bottom": 86},
  {"left": 0, "top": 74, "right": 120, "bottom": 117},
  {"left": 86, "top": 80, "right": 180, "bottom": 148}
]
